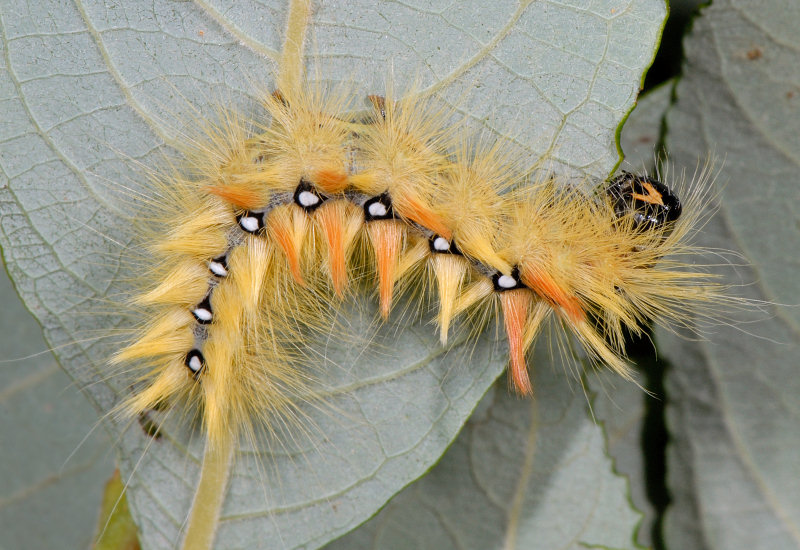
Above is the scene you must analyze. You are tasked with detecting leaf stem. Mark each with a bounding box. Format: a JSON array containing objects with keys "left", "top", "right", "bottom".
[
  {"left": 279, "top": 0, "right": 312, "bottom": 101},
  {"left": 181, "top": 436, "right": 235, "bottom": 550}
]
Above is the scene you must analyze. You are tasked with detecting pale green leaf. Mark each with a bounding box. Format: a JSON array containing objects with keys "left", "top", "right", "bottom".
[
  {"left": 0, "top": 266, "right": 114, "bottom": 550},
  {"left": 0, "top": 1, "right": 666, "bottom": 548},
  {"left": 589, "top": 368, "right": 652, "bottom": 549},
  {"left": 660, "top": 1, "right": 800, "bottom": 548},
  {"left": 325, "top": 348, "right": 643, "bottom": 550}
]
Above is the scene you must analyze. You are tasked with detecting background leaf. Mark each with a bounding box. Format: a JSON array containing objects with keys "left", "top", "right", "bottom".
[
  {"left": 94, "top": 469, "right": 141, "bottom": 550},
  {"left": 325, "top": 348, "right": 642, "bottom": 550},
  {"left": 0, "top": 1, "right": 666, "bottom": 548},
  {"left": 658, "top": 0, "right": 800, "bottom": 548},
  {"left": 0, "top": 267, "right": 114, "bottom": 550}
]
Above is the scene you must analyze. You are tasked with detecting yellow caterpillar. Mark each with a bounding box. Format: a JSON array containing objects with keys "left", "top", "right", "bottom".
[
  {"left": 110, "top": 74, "right": 728, "bottom": 548},
  {"left": 1, "top": 1, "right": 747, "bottom": 549}
]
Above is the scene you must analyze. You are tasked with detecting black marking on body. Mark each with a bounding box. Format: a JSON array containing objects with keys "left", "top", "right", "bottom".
[
  {"left": 364, "top": 192, "right": 395, "bottom": 221},
  {"left": 293, "top": 179, "right": 327, "bottom": 212},
  {"left": 237, "top": 211, "right": 265, "bottom": 234},
  {"left": 492, "top": 267, "right": 526, "bottom": 292},
  {"left": 428, "top": 234, "right": 462, "bottom": 256},
  {"left": 185, "top": 349, "right": 206, "bottom": 379},
  {"left": 138, "top": 412, "right": 163, "bottom": 440},
  {"left": 192, "top": 296, "right": 213, "bottom": 325}
]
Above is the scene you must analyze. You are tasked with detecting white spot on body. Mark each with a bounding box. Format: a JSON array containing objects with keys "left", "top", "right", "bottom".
[
  {"left": 433, "top": 237, "right": 450, "bottom": 252},
  {"left": 193, "top": 307, "right": 212, "bottom": 322},
  {"left": 187, "top": 354, "right": 203, "bottom": 373},
  {"left": 497, "top": 275, "right": 517, "bottom": 289},
  {"left": 208, "top": 261, "right": 228, "bottom": 277},
  {"left": 368, "top": 201, "right": 388, "bottom": 218},
  {"left": 240, "top": 216, "right": 260, "bottom": 233},
  {"left": 298, "top": 190, "right": 320, "bottom": 208}
]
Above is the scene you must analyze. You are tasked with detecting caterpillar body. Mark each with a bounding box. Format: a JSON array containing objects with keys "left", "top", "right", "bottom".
[
  {"left": 109, "top": 73, "right": 725, "bottom": 549},
  {"left": 118, "top": 85, "right": 708, "bottom": 434}
]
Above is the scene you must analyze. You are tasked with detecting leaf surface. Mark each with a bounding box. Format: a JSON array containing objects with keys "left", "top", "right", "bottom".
[
  {"left": 326, "top": 349, "right": 643, "bottom": 550},
  {"left": 660, "top": 1, "right": 800, "bottom": 548},
  {"left": 0, "top": 267, "right": 114, "bottom": 550},
  {"left": 0, "top": 1, "right": 666, "bottom": 548}
]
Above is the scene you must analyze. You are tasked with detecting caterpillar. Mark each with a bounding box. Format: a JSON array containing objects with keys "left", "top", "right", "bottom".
[
  {"left": 118, "top": 85, "right": 708, "bottom": 420},
  {"left": 2, "top": 1, "right": 746, "bottom": 549},
  {"left": 108, "top": 73, "right": 727, "bottom": 548}
]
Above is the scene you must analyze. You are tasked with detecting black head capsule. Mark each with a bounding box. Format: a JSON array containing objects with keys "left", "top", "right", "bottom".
[
  {"left": 192, "top": 296, "right": 213, "bottom": 325},
  {"left": 208, "top": 254, "right": 228, "bottom": 277},
  {"left": 492, "top": 267, "right": 526, "bottom": 292},
  {"left": 184, "top": 349, "right": 206, "bottom": 379},
  {"left": 293, "top": 179, "right": 327, "bottom": 213},
  {"left": 606, "top": 172, "right": 682, "bottom": 230},
  {"left": 364, "top": 192, "right": 395, "bottom": 222},
  {"left": 428, "top": 234, "right": 462, "bottom": 256},
  {"left": 237, "top": 211, "right": 265, "bottom": 234}
]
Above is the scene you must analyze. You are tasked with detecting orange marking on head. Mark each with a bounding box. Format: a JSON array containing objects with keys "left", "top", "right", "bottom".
[
  {"left": 520, "top": 266, "right": 584, "bottom": 323},
  {"left": 368, "top": 220, "right": 404, "bottom": 319},
  {"left": 631, "top": 181, "right": 665, "bottom": 206},
  {"left": 500, "top": 289, "right": 533, "bottom": 395},
  {"left": 396, "top": 196, "right": 452, "bottom": 240},
  {"left": 314, "top": 168, "right": 349, "bottom": 193},
  {"left": 316, "top": 202, "right": 348, "bottom": 296},
  {"left": 206, "top": 184, "right": 263, "bottom": 209},
  {"left": 267, "top": 211, "right": 305, "bottom": 286}
]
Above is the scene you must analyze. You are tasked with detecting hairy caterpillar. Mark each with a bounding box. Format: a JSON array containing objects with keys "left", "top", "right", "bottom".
[
  {"left": 1, "top": 0, "right": 752, "bottom": 548},
  {"left": 103, "top": 70, "right": 730, "bottom": 548}
]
